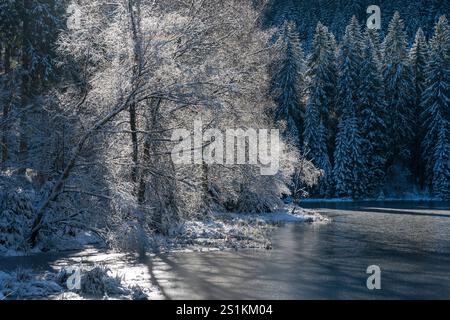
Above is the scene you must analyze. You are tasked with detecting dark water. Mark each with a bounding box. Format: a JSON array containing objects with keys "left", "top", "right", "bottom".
[{"left": 150, "top": 201, "right": 450, "bottom": 300}]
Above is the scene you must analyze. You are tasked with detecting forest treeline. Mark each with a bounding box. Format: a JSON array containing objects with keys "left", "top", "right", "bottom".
[
  {"left": 268, "top": 3, "right": 449, "bottom": 199},
  {"left": 264, "top": 0, "right": 450, "bottom": 46}
]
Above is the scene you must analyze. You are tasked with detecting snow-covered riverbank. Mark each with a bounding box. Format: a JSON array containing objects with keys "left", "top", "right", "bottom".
[
  {"left": 300, "top": 195, "right": 442, "bottom": 203},
  {"left": 1, "top": 208, "right": 328, "bottom": 300}
]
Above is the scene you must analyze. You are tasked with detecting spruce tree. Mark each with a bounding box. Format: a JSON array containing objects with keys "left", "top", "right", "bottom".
[
  {"left": 410, "top": 28, "right": 429, "bottom": 109},
  {"left": 303, "top": 98, "right": 332, "bottom": 196},
  {"left": 307, "top": 22, "right": 337, "bottom": 119},
  {"left": 409, "top": 28, "right": 429, "bottom": 186},
  {"left": 366, "top": 28, "right": 383, "bottom": 64},
  {"left": 422, "top": 16, "right": 450, "bottom": 200},
  {"left": 271, "top": 21, "right": 306, "bottom": 145},
  {"left": 382, "top": 12, "right": 415, "bottom": 166},
  {"left": 432, "top": 122, "right": 450, "bottom": 200},
  {"left": 359, "top": 32, "right": 388, "bottom": 196},
  {"left": 333, "top": 104, "right": 366, "bottom": 198},
  {"left": 333, "top": 17, "right": 366, "bottom": 198},
  {"left": 335, "top": 16, "right": 363, "bottom": 116},
  {"left": 303, "top": 22, "right": 336, "bottom": 196}
]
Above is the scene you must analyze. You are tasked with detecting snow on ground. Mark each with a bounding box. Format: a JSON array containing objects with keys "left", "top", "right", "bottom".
[
  {"left": 0, "top": 269, "right": 63, "bottom": 300},
  {"left": 0, "top": 250, "right": 162, "bottom": 300},
  {"left": 47, "top": 249, "right": 163, "bottom": 300}
]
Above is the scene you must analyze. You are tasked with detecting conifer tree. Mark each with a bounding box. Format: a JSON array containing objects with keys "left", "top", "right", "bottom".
[
  {"left": 367, "top": 28, "right": 383, "bottom": 64},
  {"left": 382, "top": 12, "right": 415, "bottom": 166},
  {"left": 422, "top": 16, "right": 450, "bottom": 199},
  {"left": 410, "top": 28, "right": 429, "bottom": 109},
  {"left": 409, "top": 28, "right": 429, "bottom": 186},
  {"left": 432, "top": 123, "right": 450, "bottom": 200},
  {"left": 272, "top": 21, "right": 306, "bottom": 145},
  {"left": 303, "top": 22, "right": 336, "bottom": 195},
  {"left": 333, "top": 17, "right": 366, "bottom": 198},
  {"left": 359, "top": 33, "right": 388, "bottom": 195},
  {"left": 303, "top": 98, "right": 331, "bottom": 196}
]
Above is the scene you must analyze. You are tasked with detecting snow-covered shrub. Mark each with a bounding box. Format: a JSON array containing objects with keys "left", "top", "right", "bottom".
[
  {"left": 289, "top": 158, "right": 323, "bottom": 200},
  {"left": 0, "top": 174, "right": 100, "bottom": 254},
  {"left": 108, "top": 220, "right": 149, "bottom": 254},
  {"left": 79, "top": 265, "right": 127, "bottom": 296},
  {"left": 0, "top": 189, "right": 36, "bottom": 252},
  {"left": 0, "top": 269, "right": 62, "bottom": 299},
  {"left": 235, "top": 187, "right": 282, "bottom": 214},
  {"left": 57, "top": 265, "right": 141, "bottom": 299}
]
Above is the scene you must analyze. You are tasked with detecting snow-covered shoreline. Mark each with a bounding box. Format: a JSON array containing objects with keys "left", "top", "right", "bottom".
[
  {"left": 225, "top": 207, "right": 329, "bottom": 223},
  {"left": 0, "top": 208, "right": 328, "bottom": 300},
  {"left": 140, "top": 207, "right": 329, "bottom": 254},
  {"left": 300, "top": 196, "right": 445, "bottom": 203}
]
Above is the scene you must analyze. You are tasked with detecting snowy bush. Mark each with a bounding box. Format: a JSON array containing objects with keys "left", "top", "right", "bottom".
[
  {"left": 0, "top": 269, "right": 63, "bottom": 300},
  {"left": 79, "top": 265, "right": 127, "bottom": 296},
  {"left": 235, "top": 187, "right": 282, "bottom": 214},
  {"left": 0, "top": 189, "right": 36, "bottom": 252},
  {"left": 107, "top": 220, "right": 149, "bottom": 255},
  {"left": 56, "top": 265, "right": 147, "bottom": 299}
]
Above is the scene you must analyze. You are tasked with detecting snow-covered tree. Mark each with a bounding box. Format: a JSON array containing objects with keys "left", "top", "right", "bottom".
[
  {"left": 382, "top": 12, "right": 415, "bottom": 166},
  {"left": 333, "top": 17, "right": 366, "bottom": 198},
  {"left": 409, "top": 28, "right": 429, "bottom": 185},
  {"left": 333, "top": 114, "right": 366, "bottom": 198},
  {"left": 421, "top": 16, "right": 450, "bottom": 200},
  {"left": 307, "top": 22, "right": 337, "bottom": 120},
  {"left": 410, "top": 28, "right": 430, "bottom": 109},
  {"left": 359, "top": 32, "right": 388, "bottom": 196},
  {"left": 303, "top": 22, "right": 337, "bottom": 196},
  {"left": 432, "top": 123, "right": 450, "bottom": 200},
  {"left": 335, "top": 16, "right": 363, "bottom": 114},
  {"left": 271, "top": 21, "right": 306, "bottom": 146},
  {"left": 303, "top": 100, "right": 331, "bottom": 195},
  {"left": 366, "top": 28, "right": 383, "bottom": 64}
]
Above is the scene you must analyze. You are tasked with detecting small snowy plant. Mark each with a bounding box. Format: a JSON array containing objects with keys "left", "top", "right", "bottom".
[
  {"left": 0, "top": 269, "right": 62, "bottom": 300},
  {"left": 0, "top": 190, "right": 35, "bottom": 252},
  {"left": 56, "top": 264, "right": 148, "bottom": 299},
  {"left": 79, "top": 265, "right": 127, "bottom": 297}
]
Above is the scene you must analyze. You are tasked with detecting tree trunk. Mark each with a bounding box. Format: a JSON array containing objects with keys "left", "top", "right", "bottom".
[
  {"left": 138, "top": 98, "right": 162, "bottom": 204},
  {"left": 129, "top": 103, "right": 139, "bottom": 185},
  {"left": 0, "top": 42, "right": 2, "bottom": 72},
  {"left": 19, "top": 0, "right": 32, "bottom": 174},
  {"left": 128, "top": 0, "right": 142, "bottom": 189},
  {"left": 201, "top": 162, "right": 211, "bottom": 213},
  {"left": 1, "top": 45, "right": 12, "bottom": 166}
]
